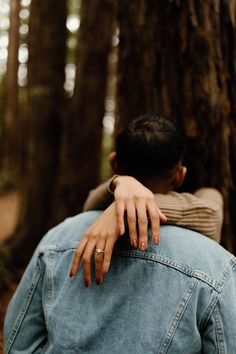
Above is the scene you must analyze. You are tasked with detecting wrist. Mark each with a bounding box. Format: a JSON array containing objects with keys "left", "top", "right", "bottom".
[
  {"left": 112, "top": 175, "right": 137, "bottom": 190},
  {"left": 108, "top": 175, "right": 119, "bottom": 193}
]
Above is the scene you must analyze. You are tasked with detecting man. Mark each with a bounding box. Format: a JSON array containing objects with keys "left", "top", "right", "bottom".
[
  {"left": 70, "top": 116, "right": 223, "bottom": 285},
  {"left": 4, "top": 211, "right": 236, "bottom": 353}
]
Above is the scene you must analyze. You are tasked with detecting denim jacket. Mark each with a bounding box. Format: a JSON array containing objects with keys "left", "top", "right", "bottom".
[{"left": 4, "top": 211, "right": 236, "bottom": 353}]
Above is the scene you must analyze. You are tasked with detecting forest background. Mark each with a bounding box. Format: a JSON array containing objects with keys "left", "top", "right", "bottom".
[{"left": 1, "top": 0, "right": 236, "bottom": 350}]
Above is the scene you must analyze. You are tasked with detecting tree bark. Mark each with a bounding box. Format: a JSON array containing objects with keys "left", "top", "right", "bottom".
[
  {"left": 8, "top": 0, "right": 67, "bottom": 265},
  {"left": 116, "top": 0, "right": 236, "bottom": 252},
  {"left": 3, "top": 0, "right": 20, "bottom": 184},
  {"left": 52, "top": 0, "right": 116, "bottom": 223}
]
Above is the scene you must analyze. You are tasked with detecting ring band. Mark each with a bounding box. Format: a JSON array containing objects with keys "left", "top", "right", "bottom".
[{"left": 95, "top": 248, "right": 105, "bottom": 254}]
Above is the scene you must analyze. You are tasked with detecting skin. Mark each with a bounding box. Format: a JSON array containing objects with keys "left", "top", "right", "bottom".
[{"left": 70, "top": 154, "right": 186, "bottom": 287}]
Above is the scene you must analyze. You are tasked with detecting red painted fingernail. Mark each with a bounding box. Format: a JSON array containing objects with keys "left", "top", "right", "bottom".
[
  {"left": 69, "top": 271, "right": 74, "bottom": 278},
  {"left": 103, "top": 266, "right": 108, "bottom": 275},
  {"left": 96, "top": 279, "right": 101, "bottom": 286},
  {"left": 131, "top": 240, "right": 137, "bottom": 248},
  {"left": 140, "top": 242, "right": 146, "bottom": 251},
  {"left": 85, "top": 280, "right": 90, "bottom": 287}
]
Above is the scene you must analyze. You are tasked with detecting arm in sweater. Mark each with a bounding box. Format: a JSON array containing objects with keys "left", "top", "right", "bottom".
[{"left": 83, "top": 178, "right": 223, "bottom": 242}]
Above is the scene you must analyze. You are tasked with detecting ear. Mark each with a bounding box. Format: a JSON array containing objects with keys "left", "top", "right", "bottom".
[
  {"left": 108, "top": 151, "right": 118, "bottom": 173},
  {"left": 172, "top": 166, "right": 187, "bottom": 189}
]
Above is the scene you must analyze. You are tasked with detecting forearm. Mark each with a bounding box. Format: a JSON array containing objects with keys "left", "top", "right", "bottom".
[
  {"left": 84, "top": 178, "right": 223, "bottom": 242},
  {"left": 156, "top": 189, "right": 223, "bottom": 242},
  {"left": 83, "top": 178, "right": 114, "bottom": 211}
]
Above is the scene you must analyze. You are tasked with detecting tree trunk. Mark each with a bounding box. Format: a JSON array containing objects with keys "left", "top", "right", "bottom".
[
  {"left": 52, "top": 0, "right": 116, "bottom": 223},
  {"left": 116, "top": 0, "right": 236, "bottom": 252},
  {"left": 8, "top": 0, "right": 67, "bottom": 266},
  {"left": 3, "top": 0, "right": 20, "bottom": 185}
]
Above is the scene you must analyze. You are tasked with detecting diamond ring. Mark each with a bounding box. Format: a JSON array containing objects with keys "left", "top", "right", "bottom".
[{"left": 95, "top": 248, "right": 105, "bottom": 254}]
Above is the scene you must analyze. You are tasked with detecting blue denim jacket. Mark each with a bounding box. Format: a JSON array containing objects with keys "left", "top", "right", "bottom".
[{"left": 4, "top": 211, "right": 236, "bottom": 354}]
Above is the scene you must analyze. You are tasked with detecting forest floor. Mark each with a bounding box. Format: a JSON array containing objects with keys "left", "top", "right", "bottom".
[{"left": 0, "top": 191, "right": 20, "bottom": 353}]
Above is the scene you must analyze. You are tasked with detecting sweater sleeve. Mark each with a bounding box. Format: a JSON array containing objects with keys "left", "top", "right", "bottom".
[
  {"left": 155, "top": 189, "right": 223, "bottom": 242},
  {"left": 83, "top": 179, "right": 223, "bottom": 242},
  {"left": 83, "top": 178, "right": 114, "bottom": 211}
]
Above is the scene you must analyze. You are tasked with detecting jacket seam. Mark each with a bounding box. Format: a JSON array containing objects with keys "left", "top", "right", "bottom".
[
  {"left": 158, "top": 278, "right": 199, "bottom": 354},
  {"left": 200, "top": 262, "right": 236, "bottom": 330},
  {"left": 113, "top": 250, "right": 231, "bottom": 292},
  {"left": 4, "top": 266, "right": 42, "bottom": 354},
  {"left": 212, "top": 306, "right": 226, "bottom": 354},
  {"left": 44, "top": 250, "right": 54, "bottom": 325}
]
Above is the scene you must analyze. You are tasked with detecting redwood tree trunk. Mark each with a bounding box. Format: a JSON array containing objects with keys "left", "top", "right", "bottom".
[
  {"left": 8, "top": 0, "right": 67, "bottom": 265},
  {"left": 52, "top": 0, "right": 117, "bottom": 223},
  {"left": 3, "top": 0, "right": 20, "bottom": 184},
  {"left": 116, "top": 0, "right": 236, "bottom": 252}
]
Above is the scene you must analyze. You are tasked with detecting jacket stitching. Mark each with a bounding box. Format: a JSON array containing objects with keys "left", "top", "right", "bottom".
[
  {"left": 213, "top": 306, "right": 226, "bottom": 354},
  {"left": 4, "top": 267, "right": 42, "bottom": 354},
  {"left": 44, "top": 250, "right": 54, "bottom": 324},
  {"left": 113, "top": 250, "right": 231, "bottom": 292},
  {"left": 158, "top": 278, "right": 199, "bottom": 354}
]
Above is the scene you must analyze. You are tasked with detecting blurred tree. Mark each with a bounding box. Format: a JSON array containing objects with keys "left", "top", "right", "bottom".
[
  {"left": 52, "top": 0, "right": 117, "bottom": 223},
  {"left": 3, "top": 0, "right": 20, "bottom": 185},
  {"left": 7, "top": 0, "right": 67, "bottom": 265},
  {"left": 116, "top": 0, "right": 236, "bottom": 252}
]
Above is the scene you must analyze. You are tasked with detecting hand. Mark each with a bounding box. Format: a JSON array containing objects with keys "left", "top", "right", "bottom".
[
  {"left": 70, "top": 202, "right": 119, "bottom": 287},
  {"left": 112, "top": 176, "right": 167, "bottom": 251}
]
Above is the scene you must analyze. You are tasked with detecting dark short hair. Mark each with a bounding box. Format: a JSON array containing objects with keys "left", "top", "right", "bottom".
[{"left": 115, "top": 115, "right": 185, "bottom": 179}]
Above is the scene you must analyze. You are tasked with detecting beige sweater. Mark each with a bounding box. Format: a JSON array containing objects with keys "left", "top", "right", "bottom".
[{"left": 83, "top": 179, "right": 223, "bottom": 243}]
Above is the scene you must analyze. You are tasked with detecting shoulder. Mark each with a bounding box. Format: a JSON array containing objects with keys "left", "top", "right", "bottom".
[
  {"left": 158, "top": 226, "right": 235, "bottom": 291},
  {"left": 38, "top": 211, "right": 102, "bottom": 251}
]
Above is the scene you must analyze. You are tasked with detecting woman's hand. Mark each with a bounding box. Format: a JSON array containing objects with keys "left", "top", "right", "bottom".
[
  {"left": 70, "top": 176, "right": 167, "bottom": 286},
  {"left": 112, "top": 176, "right": 167, "bottom": 250},
  {"left": 70, "top": 202, "right": 119, "bottom": 287}
]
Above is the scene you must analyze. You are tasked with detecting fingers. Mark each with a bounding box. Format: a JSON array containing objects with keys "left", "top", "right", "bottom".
[
  {"left": 94, "top": 240, "right": 106, "bottom": 285},
  {"left": 82, "top": 238, "right": 97, "bottom": 287},
  {"left": 70, "top": 238, "right": 88, "bottom": 277},
  {"left": 136, "top": 202, "right": 148, "bottom": 251},
  {"left": 159, "top": 209, "right": 168, "bottom": 224},
  {"left": 102, "top": 237, "right": 116, "bottom": 275},
  {"left": 116, "top": 200, "right": 125, "bottom": 235},
  {"left": 126, "top": 201, "right": 138, "bottom": 248},
  {"left": 147, "top": 202, "right": 160, "bottom": 244}
]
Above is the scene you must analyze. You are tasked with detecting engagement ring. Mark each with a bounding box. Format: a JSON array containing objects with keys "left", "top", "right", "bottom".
[{"left": 95, "top": 248, "right": 105, "bottom": 254}]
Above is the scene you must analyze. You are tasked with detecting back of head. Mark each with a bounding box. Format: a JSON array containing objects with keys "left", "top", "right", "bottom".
[{"left": 115, "top": 115, "right": 185, "bottom": 181}]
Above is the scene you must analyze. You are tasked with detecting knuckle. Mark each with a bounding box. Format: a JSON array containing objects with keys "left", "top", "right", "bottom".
[
  {"left": 82, "top": 256, "right": 89, "bottom": 264},
  {"left": 84, "top": 231, "right": 91, "bottom": 240},
  {"left": 139, "top": 217, "right": 147, "bottom": 225},
  {"left": 104, "top": 256, "right": 110, "bottom": 263},
  {"left": 90, "top": 232, "right": 98, "bottom": 240},
  {"left": 128, "top": 216, "right": 136, "bottom": 223},
  {"left": 75, "top": 248, "right": 82, "bottom": 257}
]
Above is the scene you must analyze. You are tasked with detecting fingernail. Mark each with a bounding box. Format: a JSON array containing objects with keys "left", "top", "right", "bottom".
[
  {"left": 154, "top": 237, "right": 159, "bottom": 245},
  {"left": 69, "top": 271, "right": 74, "bottom": 278},
  {"left": 140, "top": 242, "right": 146, "bottom": 251},
  {"left": 85, "top": 280, "right": 90, "bottom": 287},
  {"left": 102, "top": 267, "right": 107, "bottom": 275},
  {"left": 96, "top": 279, "right": 101, "bottom": 286},
  {"left": 120, "top": 228, "right": 125, "bottom": 236},
  {"left": 132, "top": 240, "right": 138, "bottom": 248}
]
